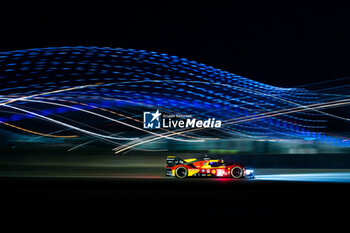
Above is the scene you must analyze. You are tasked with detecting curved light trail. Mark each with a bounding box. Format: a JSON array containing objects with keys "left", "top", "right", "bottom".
[
  {"left": 0, "top": 46, "right": 349, "bottom": 150},
  {"left": 4, "top": 104, "right": 139, "bottom": 141},
  {"left": 0, "top": 97, "right": 204, "bottom": 142},
  {"left": 1, "top": 121, "right": 78, "bottom": 138}
]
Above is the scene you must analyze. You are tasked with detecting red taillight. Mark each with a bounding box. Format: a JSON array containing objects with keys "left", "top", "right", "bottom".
[{"left": 216, "top": 169, "right": 226, "bottom": 176}]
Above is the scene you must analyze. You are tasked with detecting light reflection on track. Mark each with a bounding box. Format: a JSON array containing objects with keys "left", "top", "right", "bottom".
[
  {"left": 3, "top": 173, "right": 350, "bottom": 184},
  {"left": 256, "top": 172, "right": 350, "bottom": 183},
  {"left": 1, "top": 166, "right": 350, "bottom": 183}
]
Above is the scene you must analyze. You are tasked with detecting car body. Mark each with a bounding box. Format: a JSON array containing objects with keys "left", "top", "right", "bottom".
[{"left": 165, "top": 156, "right": 254, "bottom": 179}]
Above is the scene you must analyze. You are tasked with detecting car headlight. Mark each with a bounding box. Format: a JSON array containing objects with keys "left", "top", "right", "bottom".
[{"left": 245, "top": 169, "right": 254, "bottom": 175}]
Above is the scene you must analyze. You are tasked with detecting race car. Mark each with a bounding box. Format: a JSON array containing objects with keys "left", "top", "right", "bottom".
[{"left": 165, "top": 155, "right": 254, "bottom": 179}]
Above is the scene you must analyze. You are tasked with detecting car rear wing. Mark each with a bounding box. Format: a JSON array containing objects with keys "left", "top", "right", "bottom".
[{"left": 166, "top": 156, "right": 185, "bottom": 167}]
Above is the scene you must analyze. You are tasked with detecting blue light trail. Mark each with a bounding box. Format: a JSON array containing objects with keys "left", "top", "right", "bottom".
[{"left": 0, "top": 46, "right": 348, "bottom": 147}]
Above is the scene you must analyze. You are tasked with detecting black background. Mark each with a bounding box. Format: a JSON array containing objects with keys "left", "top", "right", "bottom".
[
  {"left": 2, "top": 2, "right": 350, "bottom": 224},
  {"left": 2, "top": 1, "right": 350, "bottom": 87}
]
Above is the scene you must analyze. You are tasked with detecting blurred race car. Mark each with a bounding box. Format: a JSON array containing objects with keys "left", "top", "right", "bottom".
[{"left": 165, "top": 156, "right": 254, "bottom": 179}]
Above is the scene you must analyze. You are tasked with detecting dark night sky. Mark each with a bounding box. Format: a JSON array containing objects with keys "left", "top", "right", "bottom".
[{"left": 1, "top": 2, "right": 350, "bottom": 88}]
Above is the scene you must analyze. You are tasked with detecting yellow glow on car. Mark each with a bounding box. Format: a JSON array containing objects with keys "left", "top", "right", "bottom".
[{"left": 184, "top": 158, "right": 197, "bottom": 163}]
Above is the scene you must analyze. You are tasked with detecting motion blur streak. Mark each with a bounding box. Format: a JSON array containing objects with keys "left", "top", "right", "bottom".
[
  {"left": 1, "top": 46, "right": 350, "bottom": 149},
  {"left": 113, "top": 97, "right": 350, "bottom": 154},
  {"left": 2, "top": 97, "right": 203, "bottom": 142},
  {"left": 0, "top": 82, "right": 104, "bottom": 106},
  {"left": 4, "top": 104, "right": 139, "bottom": 141},
  {"left": 256, "top": 172, "right": 350, "bottom": 183},
  {"left": 1, "top": 121, "right": 78, "bottom": 138},
  {"left": 227, "top": 98, "right": 350, "bottom": 125}
]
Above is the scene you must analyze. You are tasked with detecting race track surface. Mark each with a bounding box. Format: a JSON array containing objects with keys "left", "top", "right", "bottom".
[
  {"left": 1, "top": 167, "right": 350, "bottom": 222},
  {"left": 1, "top": 154, "right": 350, "bottom": 222}
]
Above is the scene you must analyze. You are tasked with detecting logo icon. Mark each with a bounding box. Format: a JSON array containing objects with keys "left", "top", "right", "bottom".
[{"left": 143, "top": 109, "right": 162, "bottom": 129}]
